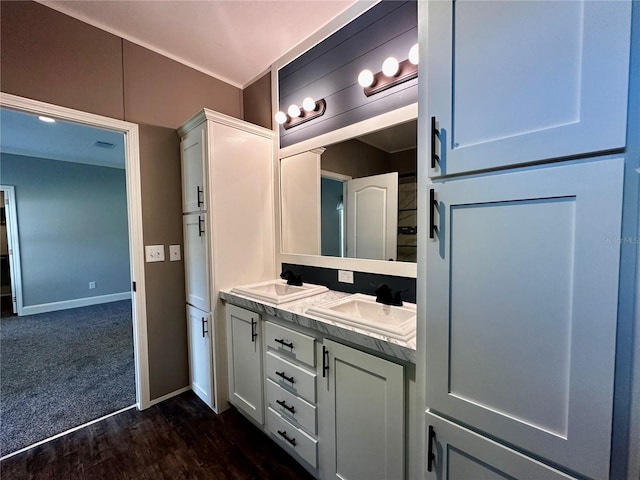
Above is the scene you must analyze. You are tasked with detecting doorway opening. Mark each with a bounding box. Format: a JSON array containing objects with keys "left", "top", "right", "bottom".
[{"left": 0, "top": 92, "right": 149, "bottom": 459}]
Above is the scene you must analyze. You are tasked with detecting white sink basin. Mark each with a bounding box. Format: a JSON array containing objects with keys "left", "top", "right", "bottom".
[
  {"left": 231, "top": 279, "right": 328, "bottom": 305},
  {"left": 307, "top": 294, "right": 416, "bottom": 341}
]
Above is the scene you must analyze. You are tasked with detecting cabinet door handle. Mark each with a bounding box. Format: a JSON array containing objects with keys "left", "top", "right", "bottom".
[
  {"left": 431, "top": 116, "right": 440, "bottom": 169},
  {"left": 429, "top": 189, "right": 438, "bottom": 239},
  {"left": 275, "top": 370, "right": 295, "bottom": 384},
  {"left": 277, "top": 429, "right": 297, "bottom": 446},
  {"left": 274, "top": 338, "right": 294, "bottom": 349},
  {"left": 201, "top": 317, "right": 208, "bottom": 337},
  {"left": 198, "top": 215, "right": 205, "bottom": 237},
  {"left": 250, "top": 318, "right": 258, "bottom": 342},
  {"left": 276, "top": 399, "right": 296, "bottom": 414},
  {"left": 322, "top": 346, "right": 329, "bottom": 378},
  {"left": 427, "top": 425, "right": 436, "bottom": 472},
  {"left": 196, "top": 186, "right": 203, "bottom": 207}
]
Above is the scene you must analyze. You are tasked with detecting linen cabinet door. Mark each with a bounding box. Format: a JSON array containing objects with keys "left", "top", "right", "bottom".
[
  {"left": 425, "top": 0, "right": 631, "bottom": 176},
  {"left": 425, "top": 412, "right": 578, "bottom": 480},
  {"left": 425, "top": 158, "right": 624, "bottom": 479},
  {"left": 181, "top": 123, "right": 207, "bottom": 213},
  {"left": 187, "top": 305, "right": 213, "bottom": 408},
  {"left": 183, "top": 213, "right": 210, "bottom": 312}
]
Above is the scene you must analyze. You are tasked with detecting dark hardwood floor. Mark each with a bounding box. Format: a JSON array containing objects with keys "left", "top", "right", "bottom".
[{"left": 1, "top": 391, "right": 315, "bottom": 480}]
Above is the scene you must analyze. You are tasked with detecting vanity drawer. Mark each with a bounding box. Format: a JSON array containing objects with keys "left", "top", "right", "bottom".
[
  {"left": 267, "top": 407, "right": 318, "bottom": 468},
  {"left": 266, "top": 378, "right": 317, "bottom": 434},
  {"left": 266, "top": 351, "right": 316, "bottom": 403},
  {"left": 265, "top": 321, "right": 315, "bottom": 368}
]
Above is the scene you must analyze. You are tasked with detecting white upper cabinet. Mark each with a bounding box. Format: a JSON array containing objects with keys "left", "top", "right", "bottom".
[
  {"left": 181, "top": 122, "right": 207, "bottom": 213},
  {"left": 425, "top": 158, "right": 625, "bottom": 479},
  {"left": 426, "top": 0, "right": 631, "bottom": 176}
]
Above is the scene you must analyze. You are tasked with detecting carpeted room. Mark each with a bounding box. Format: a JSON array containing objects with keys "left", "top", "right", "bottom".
[{"left": 0, "top": 113, "right": 136, "bottom": 457}]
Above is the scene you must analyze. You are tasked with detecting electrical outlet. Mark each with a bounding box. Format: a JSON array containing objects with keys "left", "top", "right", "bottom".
[
  {"left": 145, "top": 245, "right": 165, "bottom": 262},
  {"left": 338, "top": 270, "right": 354, "bottom": 284},
  {"left": 169, "top": 245, "right": 181, "bottom": 261},
  {"left": 89, "top": 281, "right": 96, "bottom": 289}
]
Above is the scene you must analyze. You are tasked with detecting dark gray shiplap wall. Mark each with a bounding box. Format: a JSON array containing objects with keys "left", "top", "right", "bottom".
[{"left": 278, "top": 1, "right": 417, "bottom": 148}]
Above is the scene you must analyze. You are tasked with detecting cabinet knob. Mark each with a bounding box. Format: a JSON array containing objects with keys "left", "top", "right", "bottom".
[
  {"left": 277, "top": 429, "right": 297, "bottom": 446},
  {"left": 429, "top": 189, "right": 439, "bottom": 240},
  {"left": 431, "top": 116, "right": 440, "bottom": 169},
  {"left": 196, "top": 185, "right": 203, "bottom": 207},
  {"left": 275, "top": 370, "right": 295, "bottom": 384},
  {"left": 427, "top": 425, "right": 436, "bottom": 472}
]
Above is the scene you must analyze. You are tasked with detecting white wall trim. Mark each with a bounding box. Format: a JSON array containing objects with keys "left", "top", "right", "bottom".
[
  {"left": 20, "top": 292, "right": 132, "bottom": 316},
  {"left": 147, "top": 385, "right": 191, "bottom": 407},
  {"left": 0, "top": 92, "right": 151, "bottom": 411}
]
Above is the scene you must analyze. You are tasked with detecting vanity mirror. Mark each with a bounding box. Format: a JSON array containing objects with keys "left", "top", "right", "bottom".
[{"left": 278, "top": 104, "right": 418, "bottom": 277}]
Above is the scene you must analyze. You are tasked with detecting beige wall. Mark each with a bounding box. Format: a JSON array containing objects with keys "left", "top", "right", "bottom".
[
  {"left": 322, "top": 139, "right": 391, "bottom": 178},
  {"left": 1, "top": 1, "right": 243, "bottom": 400},
  {"left": 243, "top": 72, "right": 272, "bottom": 129}
]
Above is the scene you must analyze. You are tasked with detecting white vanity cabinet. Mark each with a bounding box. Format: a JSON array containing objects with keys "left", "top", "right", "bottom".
[
  {"left": 180, "top": 109, "right": 275, "bottom": 412},
  {"left": 226, "top": 305, "right": 263, "bottom": 424},
  {"left": 264, "top": 320, "right": 319, "bottom": 470},
  {"left": 426, "top": 0, "right": 631, "bottom": 176},
  {"left": 318, "top": 338, "right": 404, "bottom": 480}
]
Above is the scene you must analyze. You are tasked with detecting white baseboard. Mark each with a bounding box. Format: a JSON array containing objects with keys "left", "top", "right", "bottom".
[
  {"left": 147, "top": 385, "right": 191, "bottom": 408},
  {"left": 20, "top": 292, "right": 132, "bottom": 316}
]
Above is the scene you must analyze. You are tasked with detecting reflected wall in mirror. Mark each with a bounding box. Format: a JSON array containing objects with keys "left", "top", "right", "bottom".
[{"left": 280, "top": 119, "right": 417, "bottom": 263}]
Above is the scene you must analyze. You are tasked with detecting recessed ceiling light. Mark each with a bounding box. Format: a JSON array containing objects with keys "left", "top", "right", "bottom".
[{"left": 38, "top": 116, "right": 56, "bottom": 123}]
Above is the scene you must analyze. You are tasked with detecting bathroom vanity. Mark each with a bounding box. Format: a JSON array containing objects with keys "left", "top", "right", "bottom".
[{"left": 222, "top": 286, "right": 416, "bottom": 480}]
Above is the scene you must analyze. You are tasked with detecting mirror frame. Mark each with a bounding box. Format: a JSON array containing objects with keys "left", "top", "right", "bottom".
[{"left": 277, "top": 103, "right": 418, "bottom": 278}]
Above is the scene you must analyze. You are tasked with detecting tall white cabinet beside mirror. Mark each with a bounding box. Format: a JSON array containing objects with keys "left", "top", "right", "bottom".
[{"left": 180, "top": 109, "right": 276, "bottom": 413}]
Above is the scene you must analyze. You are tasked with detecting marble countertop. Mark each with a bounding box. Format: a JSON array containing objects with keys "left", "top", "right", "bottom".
[{"left": 220, "top": 289, "right": 416, "bottom": 364}]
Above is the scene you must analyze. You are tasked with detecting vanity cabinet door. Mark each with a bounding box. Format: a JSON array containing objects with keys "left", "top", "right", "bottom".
[
  {"left": 226, "top": 305, "right": 263, "bottom": 424},
  {"left": 425, "top": 412, "right": 578, "bottom": 480},
  {"left": 183, "top": 213, "right": 210, "bottom": 312},
  {"left": 181, "top": 122, "right": 207, "bottom": 213},
  {"left": 319, "top": 339, "right": 404, "bottom": 480},
  {"left": 425, "top": 158, "right": 624, "bottom": 479},
  {"left": 187, "top": 305, "right": 213, "bottom": 409},
  {"left": 425, "top": 0, "right": 631, "bottom": 176}
]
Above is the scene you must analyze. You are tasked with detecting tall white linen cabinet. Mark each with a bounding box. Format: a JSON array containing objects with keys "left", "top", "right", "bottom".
[
  {"left": 418, "top": 1, "right": 633, "bottom": 480},
  {"left": 179, "top": 109, "right": 275, "bottom": 412}
]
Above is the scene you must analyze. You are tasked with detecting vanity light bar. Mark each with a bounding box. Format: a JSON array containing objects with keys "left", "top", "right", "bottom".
[
  {"left": 358, "top": 43, "right": 418, "bottom": 97},
  {"left": 275, "top": 98, "right": 327, "bottom": 130}
]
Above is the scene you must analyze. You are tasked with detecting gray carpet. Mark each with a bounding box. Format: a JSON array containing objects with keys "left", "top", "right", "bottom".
[{"left": 0, "top": 300, "right": 135, "bottom": 457}]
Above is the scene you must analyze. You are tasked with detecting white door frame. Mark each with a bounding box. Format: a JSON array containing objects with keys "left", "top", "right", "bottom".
[
  {"left": 0, "top": 92, "right": 150, "bottom": 410},
  {"left": 0, "top": 186, "right": 22, "bottom": 315}
]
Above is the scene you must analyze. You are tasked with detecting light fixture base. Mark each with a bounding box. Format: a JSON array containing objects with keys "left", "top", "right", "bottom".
[
  {"left": 283, "top": 99, "right": 327, "bottom": 130},
  {"left": 363, "top": 59, "right": 418, "bottom": 97}
]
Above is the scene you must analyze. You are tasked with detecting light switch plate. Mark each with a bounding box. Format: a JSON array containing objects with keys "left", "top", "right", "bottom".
[
  {"left": 338, "top": 270, "right": 354, "bottom": 284},
  {"left": 169, "top": 245, "right": 181, "bottom": 261},
  {"left": 145, "top": 245, "right": 165, "bottom": 262}
]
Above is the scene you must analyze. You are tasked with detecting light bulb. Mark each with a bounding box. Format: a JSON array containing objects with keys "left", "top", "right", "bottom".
[
  {"left": 287, "top": 104, "right": 301, "bottom": 118},
  {"left": 409, "top": 43, "right": 419, "bottom": 65},
  {"left": 382, "top": 57, "right": 400, "bottom": 77},
  {"left": 358, "top": 69, "right": 375, "bottom": 88},
  {"left": 302, "top": 97, "right": 316, "bottom": 112},
  {"left": 274, "top": 111, "right": 287, "bottom": 124},
  {"left": 38, "top": 116, "right": 56, "bottom": 123}
]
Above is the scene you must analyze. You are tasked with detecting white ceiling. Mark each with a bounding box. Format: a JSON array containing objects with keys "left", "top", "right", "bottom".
[
  {"left": 38, "top": 0, "right": 360, "bottom": 88},
  {"left": 358, "top": 119, "right": 417, "bottom": 153},
  {"left": 0, "top": 108, "right": 126, "bottom": 168}
]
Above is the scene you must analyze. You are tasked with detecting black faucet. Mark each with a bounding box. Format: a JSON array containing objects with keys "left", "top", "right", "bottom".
[
  {"left": 280, "top": 270, "right": 303, "bottom": 286},
  {"left": 375, "top": 283, "right": 403, "bottom": 306}
]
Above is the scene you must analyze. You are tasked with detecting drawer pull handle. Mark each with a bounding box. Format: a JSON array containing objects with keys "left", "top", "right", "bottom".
[
  {"left": 276, "top": 399, "right": 296, "bottom": 414},
  {"left": 322, "top": 346, "right": 329, "bottom": 378},
  {"left": 196, "top": 186, "right": 204, "bottom": 207},
  {"left": 431, "top": 116, "right": 440, "bottom": 169},
  {"left": 274, "top": 338, "right": 294, "bottom": 349},
  {"left": 277, "top": 429, "right": 297, "bottom": 446},
  {"left": 198, "top": 215, "right": 205, "bottom": 237},
  {"left": 275, "top": 370, "right": 295, "bottom": 384},
  {"left": 427, "top": 425, "right": 436, "bottom": 472},
  {"left": 251, "top": 318, "right": 258, "bottom": 342},
  {"left": 429, "top": 189, "right": 438, "bottom": 240}
]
